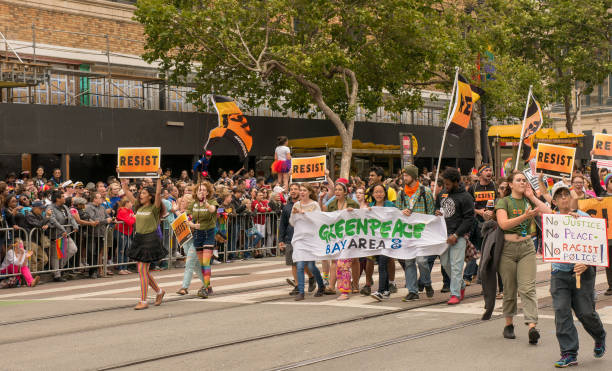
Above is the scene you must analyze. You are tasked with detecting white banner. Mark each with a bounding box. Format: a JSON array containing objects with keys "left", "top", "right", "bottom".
[
  {"left": 291, "top": 207, "right": 448, "bottom": 261},
  {"left": 542, "top": 214, "right": 609, "bottom": 267}
]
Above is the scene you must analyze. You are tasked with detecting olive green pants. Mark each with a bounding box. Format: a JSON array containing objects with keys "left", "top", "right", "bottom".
[{"left": 498, "top": 238, "right": 538, "bottom": 324}]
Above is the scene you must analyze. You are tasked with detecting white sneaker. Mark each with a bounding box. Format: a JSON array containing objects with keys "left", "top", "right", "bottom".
[
  {"left": 213, "top": 250, "right": 219, "bottom": 258},
  {"left": 172, "top": 251, "right": 182, "bottom": 258},
  {"left": 211, "top": 259, "right": 222, "bottom": 265}
]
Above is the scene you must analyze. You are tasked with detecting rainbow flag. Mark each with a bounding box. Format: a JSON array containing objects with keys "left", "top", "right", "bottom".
[{"left": 55, "top": 237, "right": 67, "bottom": 259}]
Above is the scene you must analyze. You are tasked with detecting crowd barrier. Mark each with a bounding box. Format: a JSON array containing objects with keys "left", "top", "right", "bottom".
[{"left": 0, "top": 211, "right": 282, "bottom": 284}]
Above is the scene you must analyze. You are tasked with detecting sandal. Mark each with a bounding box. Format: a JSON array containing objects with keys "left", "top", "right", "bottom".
[
  {"left": 496, "top": 293, "right": 504, "bottom": 300},
  {"left": 176, "top": 288, "right": 188, "bottom": 295},
  {"left": 324, "top": 287, "right": 336, "bottom": 295},
  {"left": 337, "top": 294, "right": 349, "bottom": 301}
]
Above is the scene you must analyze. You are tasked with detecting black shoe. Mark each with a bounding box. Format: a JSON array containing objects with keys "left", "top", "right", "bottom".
[
  {"left": 389, "top": 282, "right": 398, "bottom": 294},
  {"left": 314, "top": 287, "right": 325, "bottom": 297},
  {"left": 197, "top": 287, "right": 209, "bottom": 299},
  {"left": 402, "top": 292, "right": 419, "bottom": 301},
  {"left": 528, "top": 327, "right": 540, "bottom": 345},
  {"left": 294, "top": 293, "right": 305, "bottom": 301},
  {"left": 605, "top": 288, "right": 612, "bottom": 296},
  {"left": 53, "top": 276, "right": 67, "bottom": 283},
  {"left": 308, "top": 277, "right": 316, "bottom": 293},
  {"left": 360, "top": 285, "right": 371, "bottom": 296},
  {"left": 289, "top": 287, "right": 299, "bottom": 296},
  {"left": 503, "top": 324, "right": 516, "bottom": 339},
  {"left": 89, "top": 271, "right": 98, "bottom": 279},
  {"left": 418, "top": 282, "right": 425, "bottom": 292},
  {"left": 286, "top": 278, "right": 297, "bottom": 288},
  {"left": 441, "top": 284, "right": 450, "bottom": 293},
  {"left": 425, "top": 285, "right": 434, "bottom": 298},
  {"left": 370, "top": 291, "right": 383, "bottom": 302}
]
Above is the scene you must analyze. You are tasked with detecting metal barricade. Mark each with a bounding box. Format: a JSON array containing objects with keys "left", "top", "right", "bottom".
[{"left": 223, "top": 211, "right": 281, "bottom": 261}]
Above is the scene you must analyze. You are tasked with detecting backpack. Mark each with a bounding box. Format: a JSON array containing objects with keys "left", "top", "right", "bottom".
[{"left": 399, "top": 185, "right": 432, "bottom": 214}]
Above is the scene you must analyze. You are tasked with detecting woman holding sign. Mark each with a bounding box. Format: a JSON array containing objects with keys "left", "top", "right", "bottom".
[
  {"left": 289, "top": 183, "right": 326, "bottom": 301},
  {"left": 495, "top": 172, "right": 551, "bottom": 344},
  {"left": 369, "top": 184, "right": 398, "bottom": 302},
  {"left": 271, "top": 136, "right": 292, "bottom": 190},
  {"left": 120, "top": 168, "right": 167, "bottom": 310},
  {"left": 187, "top": 181, "right": 218, "bottom": 299}
]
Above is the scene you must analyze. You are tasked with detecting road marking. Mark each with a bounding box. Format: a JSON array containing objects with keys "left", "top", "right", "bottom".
[{"left": 265, "top": 301, "right": 399, "bottom": 311}]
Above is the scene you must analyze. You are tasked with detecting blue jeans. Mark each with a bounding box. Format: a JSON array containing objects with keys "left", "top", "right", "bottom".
[
  {"left": 377, "top": 255, "right": 389, "bottom": 293},
  {"left": 246, "top": 230, "right": 263, "bottom": 258},
  {"left": 419, "top": 255, "right": 449, "bottom": 287},
  {"left": 296, "top": 261, "right": 324, "bottom": 294},
  {"left": 113, "top": 230, "right": 131, "bottom": 271},
  {"left": 181, "top": 239, "right": 205, "bottom": 288},
  {"left": 405, "top": 256, "right": 431, "bottom": 294},
  {"left": 440, "top": 237, "right": 467, "bottom": 298}
]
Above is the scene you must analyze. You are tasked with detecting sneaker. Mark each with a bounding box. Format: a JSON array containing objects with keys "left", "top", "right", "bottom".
[
  {"left": 314, "top": 287, "right": 325, "bottom": 297},
  {"left": 53, "top": 276, "right": 67, "bottom": 283},
  {"left": 308, "top": 276, "right": 316, "bottom": 293},
  {"left": 528, "top": 327, "right": 540, "bottom": 345},
  {"left": 605, "top": 288, "right": 612, "bottom": 296},
  {"left": 418, "top": 282, "right": 425, "bottom": 292},
  {"left": 197, "top": 287, "right": 209, "bottom": 299},
  {"left": 465, "top": 279, "right": 472, "bottom": 287},
  {"left": 89, "top": 271, "right": 98, "bottom": 279},
  {"left": 213, "top": 250, "right": 219, "bottom": 258},
  {"left": 323, "top": 279, "right": 330, "bottom": 287},
  {"left": 425, "top": 285, "right": 434, "bottom": 298},
  {"left": 370, "top": 291, "right": 384, "bottom": 302},
  {"left": 207, "top": 286, "right": 214, "bottom": 295},
  {"left": 382, "top": 291, "right": 391, "bottom": 299},
  {"left": 503, "top": 324, "right": 516, "bottom": 339},
  {"left": 289, "top": 287, "right": 299, "bottom": 296},
  {"left": 460, "top": 288, "right": 466, "bottom": 301},
  {"left": 441, "top": 284, "right": 450, "bottom": 293},
  {"left": 211, "top": 259, "right": 222, "bottom": 265},
  {"left": 389, "top": 282, "right": 398, "bottom": 294},
  {"left": 594, "top": 341, "right": 606, "bottom": 358},
  {"left": 402, "top": 292, "right": 419, "bottom": 301},
  {"left": 294, "top": 293, "right": 305, "bottom": 301},
  {"left": 286, "top": 278, "right": 297, "bottom": 288},
  {"left": 447, "top": 296, "right": 460, "bottom": 305},
  {"left": 554, "top": 354, "right": 578, "bottom": 368},
  {"left": 360, "top": 285, "right": 371, "bottom": 296}
]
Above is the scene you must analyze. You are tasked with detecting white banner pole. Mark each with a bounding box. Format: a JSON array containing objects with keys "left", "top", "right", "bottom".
[
  {"left": 514, "top": 85, "right": 533, "bottom": 171},
  {"left": 433, "top": 67, "right": 459, "bottom": 196}
]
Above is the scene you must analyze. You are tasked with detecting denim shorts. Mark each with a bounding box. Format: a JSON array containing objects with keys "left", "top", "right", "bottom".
[{"left": 194, "top": 228, "right": 216, "bottom": 249}]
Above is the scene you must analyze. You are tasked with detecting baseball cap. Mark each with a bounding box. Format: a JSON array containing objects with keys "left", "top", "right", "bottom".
[{"left": 551, "top": 181, "right": 570, "bottom": 198}]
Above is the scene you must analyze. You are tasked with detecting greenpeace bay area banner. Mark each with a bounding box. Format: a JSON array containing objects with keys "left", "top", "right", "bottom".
[{"left": 291, "top": 207, "right": 448, "bottom": 261}]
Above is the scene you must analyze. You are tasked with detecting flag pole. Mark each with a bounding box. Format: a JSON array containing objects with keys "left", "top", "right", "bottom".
[
  {"left": 514, "top": 85, "right": 533, "bottom": 171},
  {"left": 433, "top": 66, "right": 459, "bottom": 197}
]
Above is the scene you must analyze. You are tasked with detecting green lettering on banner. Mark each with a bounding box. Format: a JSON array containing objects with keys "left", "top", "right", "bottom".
[
  {"left": 319, "top": 225, "right": 329, "bottom": 243},
  {"left": 413, "top": 223, "right": 425, "bottom": 239},
  {"left": 356, "top": 218, "right": 368, "bottom": 235},
  {"left": 368, "top": 219, "right": 381, "bottom": 236},
  {"left": 345, "top": 219, "right": 357, "bottom": 236},
  {"left": 392, "top": 220, "right": 405, "bottom": 238},
  {"left": 380, "top": 220, "right": 392, "bottom": 238},
  {"left": 335, "top": 219, "right": 345, "bottom": 239},
  {"left": 403, "top": 223, "right": 413, "bottom": 238}
]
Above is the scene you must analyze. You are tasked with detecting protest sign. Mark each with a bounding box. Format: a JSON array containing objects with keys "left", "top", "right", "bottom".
[
  {"left": 535, "top": 143, "right": 575, "bottom": 179},
  {"left": 542, "top": 214, "right": 609, "bottom": 267},
  {"left": 171, "top": 213, "right": 192, "bottom": 247},
  {"left": 592, "top": 133, "right": 612, "bottom": 161},
  {"left": 290, "top": 155, "right": 326, "bottom": 183},
  {"left": 291, "top": 207, "right": 448, "bottom": 261},
  {"left": 117, "top": 147, "right": 161, "bottom": 178},
  {"left": 578, "top": 197, "right": 612, "bottom": 239}
]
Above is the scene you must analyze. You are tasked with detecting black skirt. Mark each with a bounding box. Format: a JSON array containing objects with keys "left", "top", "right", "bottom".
[{"left": 127, "top": 232, "right": 168, "bottom": 263}]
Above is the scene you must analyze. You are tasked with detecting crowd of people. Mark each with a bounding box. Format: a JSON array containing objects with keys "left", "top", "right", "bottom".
[{"left": 0, "top": 143, "right": 610, "bottom": 366}]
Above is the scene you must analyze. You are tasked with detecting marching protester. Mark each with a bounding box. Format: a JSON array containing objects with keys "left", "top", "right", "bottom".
[
  {"left": 548, "top": 181, "right": 607, "bottom": 367},
  {"left": 279, "top": 183, "right": 315, "bottom": 296},
  {"left": 176, "top": 192, "right": 207, "bottom": 295},
  {"left": 353, "top": 186, "right": 375, "bottom": 295},
  {"left": 187, "top": 181, "right": 218, "bottom": 298},
  {"left": 397, "top": 165, "right": 436, "bottom": 301},
  {"left": 325, "top": 178, "right": 359, "bottom": 300},
  {"left": 495, "top": 171, "right": 551, "bottom": 344},
  {"left": 589, "top": 156, "right": 612, "bottom": 296},
  {"left": 435, "top": 168, "right": 474, "bottom": 305},
  {"left": 466, "top": 163, "right": 497, "bottom": 286},
  {"left": 369, "top": 183, "right": 398, "bottom": 301},
  {"left": 120, "top": 169, "right": 167, "bottom": 310},
  {"left": 271, "top": 136, "right": 292, "bottom": 190},
  {"left": 289, "top": 183, "right": 325, "bottom": 301}
]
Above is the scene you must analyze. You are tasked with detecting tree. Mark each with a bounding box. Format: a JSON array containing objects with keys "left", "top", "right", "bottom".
[
  {"left": 480, "top": 0, "right": 612, "bottom": 133},
  {"left": 135, "top": 0, "right": 455, "bottom": 178}
]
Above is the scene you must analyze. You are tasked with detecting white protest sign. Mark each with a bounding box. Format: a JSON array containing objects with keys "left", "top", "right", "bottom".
[
  {"left": 291, "top": 207, "right": 448, "bottom": 261},
  {"left": 542, "top": 213, "right": 609, "bottom": 267}
]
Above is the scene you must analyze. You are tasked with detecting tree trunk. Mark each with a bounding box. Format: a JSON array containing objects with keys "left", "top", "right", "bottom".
[
  {"left": 472, "top": 105, "right": 482, "bottom": 169},
  {"left": 563, "top": 94, "right": 573, "bottom": 133},
  {"left": 339, "top": 131, "right": 353, "bottom": 179}
]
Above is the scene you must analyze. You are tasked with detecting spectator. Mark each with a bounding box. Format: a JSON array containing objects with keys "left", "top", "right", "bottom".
[
  {"left": 85, "top": 193, "right": 113, "bottom": 278},
  {"left": 47, "top": 190, "right": 79, "bottom": 282},
  {"left": 115, "top": 197, "right": 135, "bottom": 275},
  {"left": 0, "top": 239, "right": 40, "bottom": 287}
]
